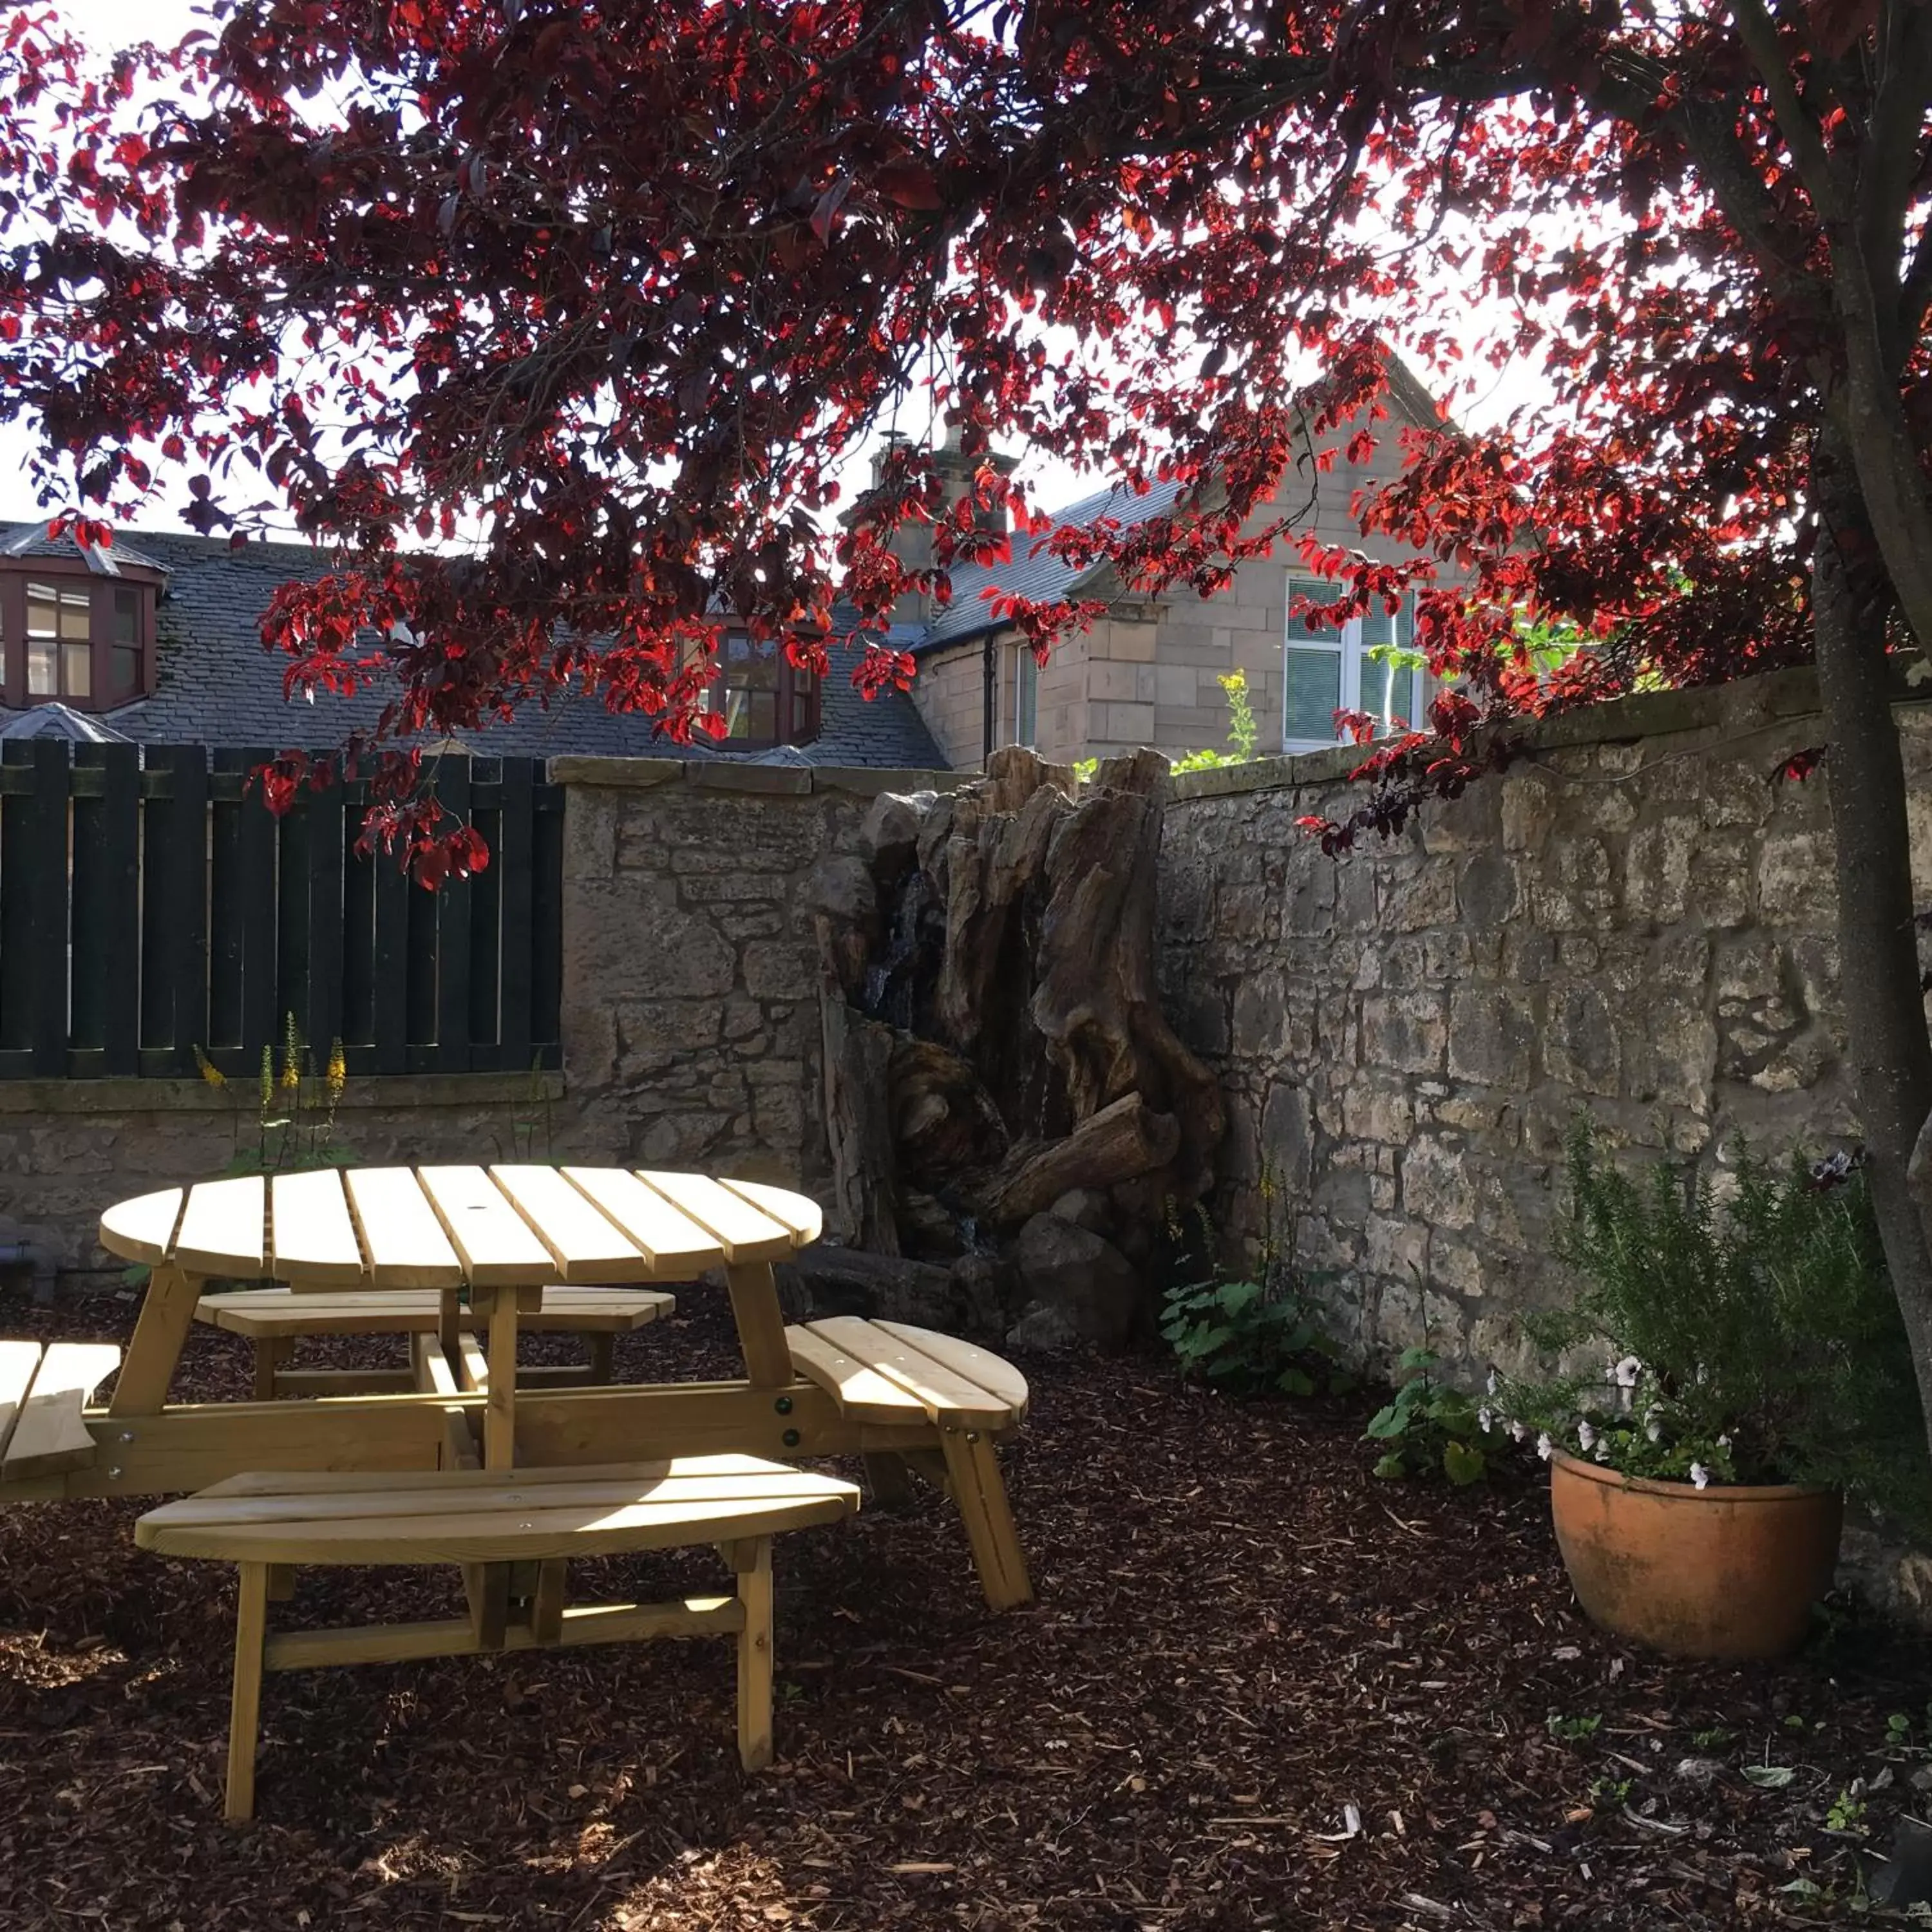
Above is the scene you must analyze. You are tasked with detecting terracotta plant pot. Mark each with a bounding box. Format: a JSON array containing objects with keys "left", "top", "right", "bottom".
[{"left": 1549, "top": 1449, "right": 1842, "bottom": 1660}]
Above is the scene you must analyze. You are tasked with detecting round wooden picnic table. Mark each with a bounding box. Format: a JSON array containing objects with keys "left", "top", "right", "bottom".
[{"left": 99, "top": 1164, "right": 822, "bottom": 1470}]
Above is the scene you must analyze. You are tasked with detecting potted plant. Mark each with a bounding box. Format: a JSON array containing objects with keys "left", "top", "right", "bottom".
[{"left": 1488, "top": 1127, "right": 1926, "bottom": 1660}]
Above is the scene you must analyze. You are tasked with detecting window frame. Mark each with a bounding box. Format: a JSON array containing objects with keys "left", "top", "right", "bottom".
[
  {"left": 706, "top": 630, "right": 823, "bottom": 752},
  {"left": 1281, "top": 572, "right": 1421, "bottom": 752},
  {"left": 1, "top": 558, "right": 160, "bottom": 712},
  {"left": 1012, "top": 641, "right": 1039, "bottom": 749}
]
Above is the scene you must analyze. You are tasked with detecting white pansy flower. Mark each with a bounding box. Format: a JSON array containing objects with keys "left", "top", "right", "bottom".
[
  {"left": 1689, "top": 1462, "right": 1710, "bottom": 1491},
  {"left": 1716, "top": 1434, "right": 1730, "bottom": 1449},
  {"left": 1614, "top": 1356, "right": 1642, "bottom": 1388},
  {"left": 1594, "top": 1440, "right": 1611, "bottom": 1463},
  {"left": 1577, "top": 1419, "right": 1597, "bottom": 1452},
  {"left": 1486, "top": 1368, "right": 1499, "bottom": 1399},
  {"left": 1537, "top": 1432, "right": 1554, "bottom": 1462},
  {"left": 1645, "top": 1414, "right": 1662, "bottom": 1443},
  {"left": 1510, "top": 1420, "right": 1527, "bottom": 1443},
  {"left": 1478, "top": 1406, "right": 1495, "bottom": 1434}
]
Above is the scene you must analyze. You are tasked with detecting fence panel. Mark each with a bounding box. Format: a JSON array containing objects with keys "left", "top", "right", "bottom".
[{"left": 0, "top": 743, "right": 563, "bottom": 1079}]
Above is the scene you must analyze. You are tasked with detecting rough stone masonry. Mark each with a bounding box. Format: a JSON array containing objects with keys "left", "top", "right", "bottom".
[{"left": 1157, "top": 667, "right": 1925, "bottom": 1378}]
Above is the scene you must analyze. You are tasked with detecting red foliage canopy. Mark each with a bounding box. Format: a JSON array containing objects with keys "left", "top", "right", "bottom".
[{"left": 0, "top": 2, "right": 1926, "bottom": 857}]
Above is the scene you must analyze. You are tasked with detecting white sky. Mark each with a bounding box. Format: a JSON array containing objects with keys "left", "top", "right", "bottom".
[{"left": 1, "top": 0, "right": 1554, "bottom": 542}]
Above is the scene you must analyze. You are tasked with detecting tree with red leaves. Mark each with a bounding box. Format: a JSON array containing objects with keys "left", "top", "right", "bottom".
[{"left": 6, "top": 0, "right": 1932, "bottom": 1452}]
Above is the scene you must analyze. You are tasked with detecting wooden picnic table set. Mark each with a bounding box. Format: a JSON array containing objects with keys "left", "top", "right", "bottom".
[{"left": 0, "top": 1164, "right": 1032, "bottom": 1821}]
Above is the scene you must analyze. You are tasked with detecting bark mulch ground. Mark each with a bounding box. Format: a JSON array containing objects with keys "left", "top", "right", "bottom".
[{"left": 1, "top": 1285, "right": 1927, "bottom": 1930}]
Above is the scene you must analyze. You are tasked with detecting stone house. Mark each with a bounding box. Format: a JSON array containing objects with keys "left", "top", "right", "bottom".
[{"left": 898, "top": 359, "right": 1452, "bottom": 770}]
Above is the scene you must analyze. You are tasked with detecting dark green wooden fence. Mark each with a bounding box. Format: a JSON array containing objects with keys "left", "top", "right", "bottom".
[{"left": 0, "top": 742, "right": 563, "bottom": 1079}]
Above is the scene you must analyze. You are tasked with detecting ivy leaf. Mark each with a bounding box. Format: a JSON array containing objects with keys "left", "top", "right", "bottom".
[{"left": 1741, "top": 1765, "right": 1796, "bottom": 1789}]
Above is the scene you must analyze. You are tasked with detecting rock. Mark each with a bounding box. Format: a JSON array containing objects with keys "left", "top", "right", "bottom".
[
  {"left": 949, "top": 1253, "right": 1008, "bottom": 1335},
  {"left": 806, "top": 854, "right": 879, "bottom": 998},
  {"left": 775, "top": 1245, "right": 957, "bottom": 1329},
  {"left": 858, "top": 790, "right": 931, "bottom": 880},
  {"left": 1049, "top": 1188, "right": 1113, "bottom": 1235},
  {"left": 1013, "top": 1212, "right": 1141, "bottom": 1347},
  {"left": 1868, "top": 1816, "right": 1932, "bottom": 1911},
  {"left": 1007, "top": 1301, "right": 1083, "bottom": 1351},
  {"left": 896, "top": 1188, "right": 965, "bottom": 1261}
]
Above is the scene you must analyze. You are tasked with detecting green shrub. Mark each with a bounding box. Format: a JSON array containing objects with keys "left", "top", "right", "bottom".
[
  {"left": 1365, "top": 1346, "right": 1489, "bottom": 1484},
  {"left": 1490, "top": 1122, "right": 1931, "bottom": 1521},
  {"left": 1160, "top": 1170, "right": 1352, "bottom": 1398}
]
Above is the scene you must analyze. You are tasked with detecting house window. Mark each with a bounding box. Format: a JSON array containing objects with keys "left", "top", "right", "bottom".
[
  {"left": 1013, "top": 645, "right": 1038, "bottom": 749},
  {"left": 711, "top": 634, "right": 820, "bottom": 749},
  {"left": 27, "top": 581, "right": 91, "bottom": 699},
  {"left": 4, "top": 565, "right": 158, "bottom": 711},
  {"left": 1282, "top": 572, "right": 1419, "bottom": 750}
]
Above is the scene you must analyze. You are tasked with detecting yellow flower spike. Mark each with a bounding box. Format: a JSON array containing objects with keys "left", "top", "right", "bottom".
[
  {"left": 258, "top": 1045, "right": 273, "bottom": 1110},
  {"left": 193, "top": 1045, "right": 226, "bottom": 1088},
  {"left": 327, "top": 1041, "right": 346, "bottom": 1097}
]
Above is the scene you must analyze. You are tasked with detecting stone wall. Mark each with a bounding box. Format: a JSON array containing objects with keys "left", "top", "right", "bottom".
[
  {"left": 1157, "top": 667, "right": 1909, "bottom": 1379},
  {"left": 1, "top": 757, "right": 962, "bottom": 1293},
  {"left": 0, "top": 1070, "right": 569, "bottom": 1291},
  {"left": 549, "top": 755, "right": 967, "bottom": 1188}
]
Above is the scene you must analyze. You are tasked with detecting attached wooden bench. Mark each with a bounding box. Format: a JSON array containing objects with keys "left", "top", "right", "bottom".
[
  {"left": 0, "top": 1340, "right": 120, "bottom": 1484},
  {"left": 135, "top": 1453, "right": 860, "bottom": 1821},
  {"left": 783, "top": 1316, "right": 1032, "bottom": 1611},
  {"left": 194, "top": 1285, "right": 677, "bottom": 1397}
]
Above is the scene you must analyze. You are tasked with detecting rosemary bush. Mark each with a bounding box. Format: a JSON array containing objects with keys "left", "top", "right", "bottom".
[{"left": 1490, "top": 1123, "right": 1929, "bottom": 1517}]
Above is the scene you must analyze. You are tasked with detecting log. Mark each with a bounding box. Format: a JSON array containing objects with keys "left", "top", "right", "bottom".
[
  {"left": 984, "top": 1092, "right": 1180, "bottom": 1229},
  {"left": 889, "top": 1036, "right": 1009, "bottom": 1185}
]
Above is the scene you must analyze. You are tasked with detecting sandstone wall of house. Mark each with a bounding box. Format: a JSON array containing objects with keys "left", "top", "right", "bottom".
[{"left": 1157, "top": 668, "right": 1916, "bottom": 1379}]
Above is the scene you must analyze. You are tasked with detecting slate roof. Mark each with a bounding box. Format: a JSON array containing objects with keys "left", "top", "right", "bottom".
[
  {"left": 919, "top": 476, "right": 1188, "bottom": 652},
  {"left": 0, "top": 524, "right": 171, "bottom": 576},
  {"left": 0, "top": 526, "right": 945, "bottom": 768}
]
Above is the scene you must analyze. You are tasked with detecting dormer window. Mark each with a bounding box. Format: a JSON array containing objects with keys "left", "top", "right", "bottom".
[
  {"left": 708, "top": 632, "right": 821, "bottom": 749},
  {"left": 0, "top": 531, "right": 164, "bottom": 712}
]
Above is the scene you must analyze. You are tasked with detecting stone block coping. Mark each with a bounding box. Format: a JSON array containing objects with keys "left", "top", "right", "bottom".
[
  {"left": 549, "top": 756, "right": 972, "bottom": 799},
  {"left": 0, "top": 1070, "right": 566, "bottom": 1117}
]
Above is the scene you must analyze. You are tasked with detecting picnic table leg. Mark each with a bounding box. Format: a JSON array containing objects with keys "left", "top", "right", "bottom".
[
  {"left": 940, "top": 1430, "right": 1033, "bottom": 1612},
  {"left": 483, "top": 1292, "right": 518, "bottom": 1472},
  {"left": 109, "top": 1264, "right": 202, "bottom": 1416},
  {"left": 862, "top": 1452, "right": 916, "bottom": 1508},
  {"left": 226, "top": 1562, "right": 270, "bottom": 1822},
  {"left": 251, "top": 1337, "right": 290, "bottom": 1403},
  {"left": 723, "top": 1263, "right": 793, "bottom": 1388},
  {"left": 585, "top": 1332, "right": 615, "bottom": 1384},
  {"left": 733, "top": 1537, "right": 775, "bottom": 1772}
]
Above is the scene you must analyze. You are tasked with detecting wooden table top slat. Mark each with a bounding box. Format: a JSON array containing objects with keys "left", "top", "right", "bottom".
[
  {"left": 269, "top": 1169, "right": 366, "bottom": 1286},
  {"left": 559, "top": 1168, "right": 721, "bottom": 1274},
  {"left": 415, "top": 1166, "right": 556, "bottom": 1288},
  {"left": 719, "top": 1177, "right": 824, "bottom": 1246},
  {"left": 489, "top": 1165, "right": 653, "bottom": 1283},
  {"left": 174, "top": 1175, "right": 266, "bottom": 1278},
  {"left": 637, "top": 1171, "right": 792, "bottom": 1264},
  {"left": 341, "top": 1168, "right": 466, "bottom": 1289},
  {"left": 99, "top": 1166, "right": 824, "bottom": 1290},
  {"left": 97, "top": 1186, "right": 185, "bottom": 1267}
]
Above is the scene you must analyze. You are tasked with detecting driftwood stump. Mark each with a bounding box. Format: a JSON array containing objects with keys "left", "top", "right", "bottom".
[{"left": 811, "top": 746, "right": 1224, "bottom": 1343}]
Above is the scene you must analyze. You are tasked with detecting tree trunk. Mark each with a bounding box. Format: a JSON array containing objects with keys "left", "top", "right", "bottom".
[
  {"left": 1812, "top": 442, "right": 1932, "bottom": 1461},
  {"left": 819, "top": 983, "right": 900, "bottom": 1255}
]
